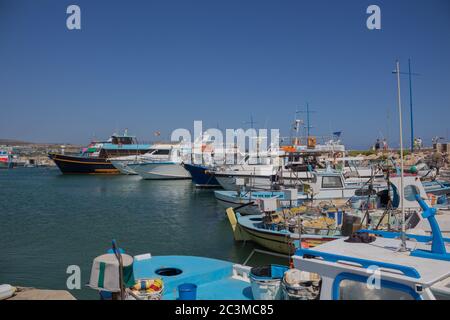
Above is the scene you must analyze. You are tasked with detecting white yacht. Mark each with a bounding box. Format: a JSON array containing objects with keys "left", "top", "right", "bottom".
[
  {"left": 131, "top": 143, "right": 192, "bottom": 180},
  {"left": 109, "top": 146, "right": 177, "bottom": 175}
]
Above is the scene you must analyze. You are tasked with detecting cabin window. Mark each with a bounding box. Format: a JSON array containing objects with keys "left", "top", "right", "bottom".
[
  {"left": 322, "top": 176, "right": 343, "bottom": 188},
  {"left": 149, "top": 149, "right": 170, "bottom": 156},
  {"left": 112, "top": 136, "right": 133, "bottom": 145},
  {"left": 333, "top": 274, "right": 419, "bottom": 300},
  {"left": 119, "top": 137, "right": 133, "bottom": 144}
]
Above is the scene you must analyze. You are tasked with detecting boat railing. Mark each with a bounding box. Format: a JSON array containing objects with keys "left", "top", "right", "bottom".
[{"left": 295, "top": 248, "right": 421, "bottom": 279}]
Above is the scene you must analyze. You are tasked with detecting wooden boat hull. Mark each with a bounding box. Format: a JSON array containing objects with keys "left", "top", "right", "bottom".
[
  {"left": 240, "top": 224, "right": 337, "bottom": 254},
  {"left": 48, "top": 153, "right": 119, "bottom": 174},
  {"left": 226, "top": 208, "right": 338, "bottom": 255}
]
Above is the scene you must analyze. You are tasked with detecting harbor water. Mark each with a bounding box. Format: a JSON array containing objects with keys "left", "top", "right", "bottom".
[{"left": 0, "top": 168, "right": 286, "bottom": 299}]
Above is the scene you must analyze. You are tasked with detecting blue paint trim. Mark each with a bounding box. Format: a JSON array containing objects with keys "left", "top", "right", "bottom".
[
  {"left": 413, "top": 194, "right": 449, "bottom": 260},
  {"left": 296, "top": 248, "right": 421, "bottom": 279},
  {"left": 410, "top": 249, "right": 450, "bottom": 262},
  {"left": 332, "top": 272, "right": 421, "bottom": 300}
]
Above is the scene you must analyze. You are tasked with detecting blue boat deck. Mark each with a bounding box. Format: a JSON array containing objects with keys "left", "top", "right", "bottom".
[{"left": 133, "top": 255, "right": 252, "bottom": 300}]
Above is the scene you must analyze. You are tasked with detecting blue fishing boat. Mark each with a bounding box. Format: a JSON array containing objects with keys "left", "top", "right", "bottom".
[
  {"left": 89, "top": 242, "right": 255, "bottom": 300},
  {"left": 132, "top": 255, "right": 253, "bottom": 300},
  {"left": 89, "top": 240, "right": 307, "bottom": 300},
  {"left": 182, "top": 163, "right": 221, "bottom": 187}
]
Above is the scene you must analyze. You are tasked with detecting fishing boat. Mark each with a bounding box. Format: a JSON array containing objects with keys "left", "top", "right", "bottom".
[
  {"left": 212, "top": 164, "right": 279, "bottom": 190},
  {"left": 132, "top": 143, "right": 192, "bottom": 180},
  {"left": 225, "top": 194, "right": 344, "bottom": 254},
  {"left": 89, "top": 241, "right": 316, "bottom": 301},
  {"left": 0, "top": 149, "right": 14, "bottom": 169},
  {"left": 212, "top": 150, "right": 385, "bottom": 191},
  {"left": 49, "top": 131, "right": 151, "bottom": 174},
  {"left": 215, "top": 189, "right": 303, "bottom": 215},
  {"left": 289, "top": 69, "right": 449, "bottom": 299},
  {"left": 182, "top": 163, "right": 221, "bottom": 187},
  {"left": 110, "top": 145, "right": 180, "bottom": 175},
  {"left": 291, "top": 196, "right": 450, "bottom": 300},
  {"left": 215, "top": 170, "right": 386, "bottom": 213},
  {"left": 305, "top": 170, "right": 386, "bottom": 201},
  {"left": 88, "top": 241, "right": 254, "bottom": 300},
  {"left": 210, "top": 149, "right": 319, "bottom": 191},
  {"left": 335, "top": 157, "right": 385, "bottom": 181},
  {"left": 227, "top": 207, "right": 340, "bottom": 255},
  {"left": 287, "top": 64, "right": 445, "bottom": 300},
  {"left": 225, "top": 174, "right": 442, "bottom": 255}
]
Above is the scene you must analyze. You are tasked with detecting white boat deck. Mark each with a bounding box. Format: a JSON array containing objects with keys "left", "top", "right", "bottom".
[
  {"left": 415, "top": 212, "right": 450, "bottom": 236},
  {"left": 303, "top": 237, "right": 450, "bottom": 285}
]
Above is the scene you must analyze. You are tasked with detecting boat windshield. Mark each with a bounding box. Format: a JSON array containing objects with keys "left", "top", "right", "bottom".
[{"left": 111, "top": 136, "right": 134, "bottom": 145}]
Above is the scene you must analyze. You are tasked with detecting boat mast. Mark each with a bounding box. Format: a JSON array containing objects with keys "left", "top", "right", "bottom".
[
  {"left": 296, "top": 103, "right": 316, "bottom": 141},
  {"left": 394, "top": 59, "right": 420, "bottom": 152},
  {"left": 394, "top": 60, "right": 407, "bottom": 252}
]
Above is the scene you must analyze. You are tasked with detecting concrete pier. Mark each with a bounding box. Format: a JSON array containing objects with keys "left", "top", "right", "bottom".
[{"left": 5, "top": 286, "right": 76, "bottom": 300}]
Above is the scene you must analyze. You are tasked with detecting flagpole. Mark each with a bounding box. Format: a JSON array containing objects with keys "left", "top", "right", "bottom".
[
  {"left": 395, "top": 60, "right": 407, "bottom": 252},
  {"left": 408, "top": 59, "right": 414, "bottom": 152}
]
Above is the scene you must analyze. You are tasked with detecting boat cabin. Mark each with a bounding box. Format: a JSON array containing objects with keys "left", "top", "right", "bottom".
[
  {"left": 97, "top": 133, "right": 151, "bottom": 158},
  {"left": 305, "top": 171, "right": 385, "bottom": 200},
  {"left": 110, "top": 135, "right": 135, "bottom": 145},
  {"left": 143, "top": 142, "right": 192, "bottom": 163}
]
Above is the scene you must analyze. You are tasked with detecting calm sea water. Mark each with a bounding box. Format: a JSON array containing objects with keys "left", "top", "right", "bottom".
[{"left": 0, "top": 168, "right": 285, "bottom": 299}]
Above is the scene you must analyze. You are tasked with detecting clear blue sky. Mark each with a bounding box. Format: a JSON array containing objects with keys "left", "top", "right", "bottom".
[{"left": 1, "top": 0, "right": 449, "bottom": 149}]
